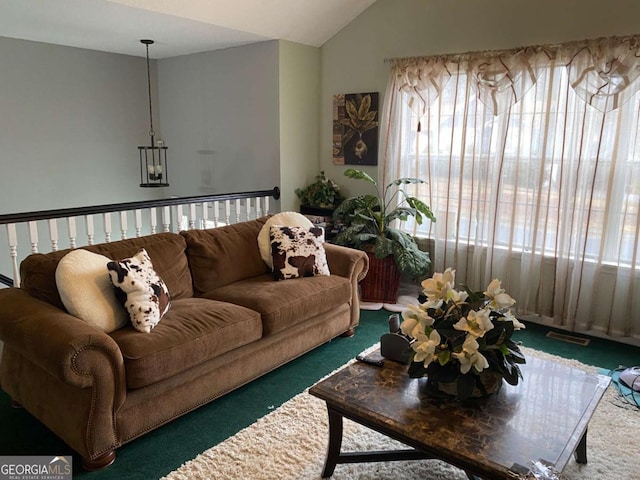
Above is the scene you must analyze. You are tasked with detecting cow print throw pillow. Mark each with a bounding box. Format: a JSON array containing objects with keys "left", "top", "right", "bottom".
[
  {"left": 269, "top": 225, "right": 330, "bottom": 280},
  {"left": 107, "top": 249, "right": 170, "bottom": 333}
]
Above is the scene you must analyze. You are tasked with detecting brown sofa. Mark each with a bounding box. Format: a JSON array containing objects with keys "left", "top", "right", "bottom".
[{"left": 0, "top": 217, "right": 368, "bottom": 469}]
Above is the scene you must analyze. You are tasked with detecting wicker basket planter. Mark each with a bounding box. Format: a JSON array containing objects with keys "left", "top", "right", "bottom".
[{"left": 359, "top": 253, "right": 402, "bottom": 303}]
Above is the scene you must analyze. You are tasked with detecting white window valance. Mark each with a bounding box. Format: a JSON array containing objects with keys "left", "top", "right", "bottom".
[{"left": 391, "top": 35, "right": 640, "bottom": 115}]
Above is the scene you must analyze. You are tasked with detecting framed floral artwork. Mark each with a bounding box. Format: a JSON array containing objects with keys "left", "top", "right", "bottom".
[{"left": 332, "top": 92, "right": 379, "bottom": 166}]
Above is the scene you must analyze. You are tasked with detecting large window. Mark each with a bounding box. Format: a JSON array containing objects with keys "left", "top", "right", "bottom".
[
  {"left": 382, "top": 36, "right": 640, "bottom": 342},
  {"left": 404, "top": 66, "right": 640, "bottom": 264}
]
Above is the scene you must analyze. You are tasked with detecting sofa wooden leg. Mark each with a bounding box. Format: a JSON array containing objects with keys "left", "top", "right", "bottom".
[
  {"left": 340, "top": 328, "right": 355, "bottom": 338},
  {"left": 10, "top": 399, "right": 23, "bottom": 408},
  {"left": 82, "top": 451, "right": 116, "bottom": 471}
]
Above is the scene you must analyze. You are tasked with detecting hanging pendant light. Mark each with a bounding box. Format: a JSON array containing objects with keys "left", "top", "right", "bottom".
[{"left": 139, "top": 39, "right": 169, "bottom": 187}]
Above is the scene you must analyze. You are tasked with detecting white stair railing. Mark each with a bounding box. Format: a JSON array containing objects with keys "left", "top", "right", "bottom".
[{"left": 0, "top": 188, "right": 280, "bottom": 287}]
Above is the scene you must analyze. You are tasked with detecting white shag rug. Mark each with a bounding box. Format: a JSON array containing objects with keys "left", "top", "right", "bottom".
[{"left": 163, "top": 347, "right": 640, "bottom": 480}]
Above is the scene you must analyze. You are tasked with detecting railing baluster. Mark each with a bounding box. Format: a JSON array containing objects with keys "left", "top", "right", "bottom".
[
  {"left": 68, "top": 217, "right": 77, "bottom": 249},
  {"left": 149, "top": 207, "right": 157, "bottom": 234},
  {"left": 235, "top": 199, "right": 241, "bottom": 223},
  {"left": 120, "top": 211, "right": 128, "bottom": 240},
  {"left": 201, "top": 202, "right": 209, "bottom": 229},
  {"left": 245, "top": 198, "right": 252, "bottom": 221},
  {"left": 225, "top": 200, "right": 231, "bottom": 225},
  {"left": 189, "top": 204, "right": 197, "bottom": 230},
  {"left": 176, "top": 205, "right": 185, "bottom": 232},
  {"left": 104, "top": 213, "right": 112, "bottom": 243},
  {"left": 162, "top": 206, "right": 171, "bottom": 232},
  {"left": 6, "top": 224, "right": 20, "bottom": 287},
  {"left": 28, "top": 221, "right": 39, "bottom": 253},
  {"left": 135, "top": 210, "right": 143, "bottom": 237},
  {"left": 86, "top": 215, "right": 94, "bottom": 245},
  {"left": 48, "top": 219, "right": 59, "bottom": 251},
  {"left": 212, "top": 201, "right": 220, "bottom": 226}
]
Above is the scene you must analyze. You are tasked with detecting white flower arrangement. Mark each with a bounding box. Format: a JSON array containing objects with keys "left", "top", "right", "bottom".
[{"left": 401, "top": 268, "right": 526, "bottom": 400}]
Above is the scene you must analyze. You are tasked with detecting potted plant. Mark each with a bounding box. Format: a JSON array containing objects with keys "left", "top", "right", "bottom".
[
  {"left": 295, "top": 171, "right": 345, "bottom": 216},
  {"left": 332, "top": 168, "right": 436, "bottom": 303},
  {"left": 401, "top": 268, "right": 526, "bottom": 401}
]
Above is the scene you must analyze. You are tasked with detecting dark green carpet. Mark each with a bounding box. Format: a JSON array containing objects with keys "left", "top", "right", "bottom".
[{"left": 0, "top": 310, "right": 638, "bottom": 479}]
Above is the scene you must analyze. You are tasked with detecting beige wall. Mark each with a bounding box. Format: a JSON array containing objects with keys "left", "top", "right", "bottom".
[
  {"left": 157, "top": 39, "right": 320, "bottom": 213},
  {"left": 320, "top": 0, "right": 640, "bottom": 197},
  {"left": 278, "top": 41, "right": 321, "bottom": 212},
  {"left": 0, "top": 36, "right": 158, "bottom": 215},
  {"left": 158, "top": 41, "right": 281, "bottom": 199}
]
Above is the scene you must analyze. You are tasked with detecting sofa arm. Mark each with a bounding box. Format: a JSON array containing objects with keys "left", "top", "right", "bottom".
[
  {"left": 0, "top": 288, "right": 126, "bottom": 409},
  {"left": 324, "top": 244, "right": 369, "bottom": 328},
  {"left": 324, "top": 243, "right": 369, "bottom": 281}
]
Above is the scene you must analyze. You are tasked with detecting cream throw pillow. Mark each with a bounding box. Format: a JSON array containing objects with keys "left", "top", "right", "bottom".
[
  {"left": 55, "top": 249, "right": 129, "bottom": 333},
  {"left": 258, "top": 211, "right": 313, "bottom": 269}
]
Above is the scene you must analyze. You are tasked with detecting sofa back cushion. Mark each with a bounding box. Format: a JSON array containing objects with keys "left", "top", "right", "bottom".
[
  {"left": 180, "top": 217, "right": 270, "bottom": 295},
  {"left": 20, "top": 232, "right": 193, "bottom": 310}
]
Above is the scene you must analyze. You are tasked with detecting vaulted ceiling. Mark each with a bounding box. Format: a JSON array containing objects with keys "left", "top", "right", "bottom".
[{"left": 0, "top": 0, "right": 377, "bottom": 58}]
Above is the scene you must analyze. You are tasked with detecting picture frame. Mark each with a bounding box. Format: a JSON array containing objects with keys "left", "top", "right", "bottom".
[{"left": 332, "top": 92, "right": 379, "bottom": 166}]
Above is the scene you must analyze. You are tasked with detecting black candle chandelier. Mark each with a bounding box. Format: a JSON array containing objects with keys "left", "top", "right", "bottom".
[{"left": 139, "top": 39, "right": 169, "bottom": 187}]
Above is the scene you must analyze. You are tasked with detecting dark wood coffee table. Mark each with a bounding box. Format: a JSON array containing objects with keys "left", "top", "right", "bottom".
[{"left": 309, "top": 349, "right": 611, "bottom": 479}]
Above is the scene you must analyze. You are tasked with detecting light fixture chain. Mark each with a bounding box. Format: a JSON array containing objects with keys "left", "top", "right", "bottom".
[
  {"left": 139, "top": 39, "right": 168, "bottom": 187},
  {"left": 145, "top": 42, "right": 154, "bottom": 140}
]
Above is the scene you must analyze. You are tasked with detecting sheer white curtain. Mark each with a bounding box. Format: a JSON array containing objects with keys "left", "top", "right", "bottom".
[{"left": 381, "top": 35, "right": 640, "bottom": 343}]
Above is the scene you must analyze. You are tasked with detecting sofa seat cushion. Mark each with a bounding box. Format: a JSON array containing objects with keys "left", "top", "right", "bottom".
[
  {"left": 110, "top": 297, "right": 262, "bottom": 389},
  {"left": 202, "top": 273, "right": 352, "bottom": 337}
]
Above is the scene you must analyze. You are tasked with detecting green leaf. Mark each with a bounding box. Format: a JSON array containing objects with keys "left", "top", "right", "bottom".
[
  {"left": 385, "top": 207, "right": 414, "bottom": 224},
  {"left": 504, "top": 341, "right": 527, "bottom": 364},
  {"left": 355, "top": 232, "right": 379, "bottom": 243},
  {"left": 387, "top": 177, "right": 425, "bottom": 188},
  {"left": 408, "top": 361, "right": 427, "bottom": 378},
  {"left": 502, "top": 364, "right": 522, "bottom": 385},
  {"left": 438, "top": 349, "right": 451, "bottom": 366},
  {"left": 390, "top": 232, "right": 431, "bottom": 278},
  {"left": 484, "top": 323, "right": 508, "bottom": 345},
  {"left": 344, "top": 169, "right": 377, "bottom": 186},
  {"left": 406, "top": 197, "right": 437, "bottom": 223},
  {"left": 373, "top": 235, "right": 393, "bottom": 258}
]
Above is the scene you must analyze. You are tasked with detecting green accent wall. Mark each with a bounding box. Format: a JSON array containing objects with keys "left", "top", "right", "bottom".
[{"left": 319, "top": 0, "right": 640, "bottom": 198}]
